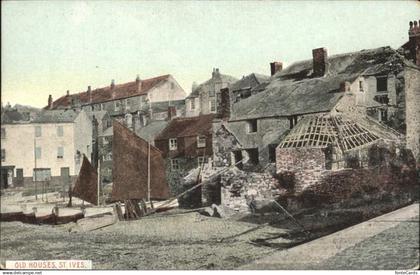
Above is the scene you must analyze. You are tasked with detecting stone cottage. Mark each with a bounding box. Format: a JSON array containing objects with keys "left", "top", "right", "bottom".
[
  {"left": 276, "top": 113, "right": 404, "bottom": 192},
  {"left": 213, "top": 45, "right": 420, "bottom": 170},
  {"left": 154, "top": 114, "right": 215, "bottom": 194},
  {"left": 185, "top": 68, "right": 237, "bottom": 117}
]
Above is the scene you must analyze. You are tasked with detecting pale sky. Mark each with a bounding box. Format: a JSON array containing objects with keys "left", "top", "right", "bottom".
[{"left": 1, "top": 1, "right": 419, "bottom": 108}]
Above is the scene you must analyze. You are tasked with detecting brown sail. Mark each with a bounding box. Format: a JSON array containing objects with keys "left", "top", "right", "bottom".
[
  {"left": 72, "top": 155, "right": 98, "bottom": 205},
  {"left": 111, "top": 120, "right": 170, "bottom": 201}
]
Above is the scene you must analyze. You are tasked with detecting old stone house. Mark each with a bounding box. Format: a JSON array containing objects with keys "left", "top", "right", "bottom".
[
  {"left": 47, "top": 74, "right": 186, "bottom": 124},
  {"left": 213, "top": 45, "right": 420, "bottom": 170},
  {"left": 185, "top": 69, "right": 237, "bottom": 117},
  {"left": 154, "top": 114, "right": 215, "bottom": 194},
  {"left": 276, "top": 113, "right": 404, "bottom": 192},
  {"left": 1, "top": 109, "right": 92, "bottom": 188}
]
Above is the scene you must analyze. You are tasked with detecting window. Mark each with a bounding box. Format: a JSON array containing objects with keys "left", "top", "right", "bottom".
[
  {"left": 57, "top": 147, "right": 64, "bottom": 159},
  {"left": 247, "top": 120, "right": 257, "bottom": 133},
  {"left": 103, "top": 136, "right": 109, "bottom": 145},
  {"left": 169, "top": 138, "right": 178, "bottom": 150},
  {"left": 197, "top": 136, "right": 206, "bottom": 148},
  {"left": 57, "top": 126, "right": 64, "bottom": 137},
  {"left": 209, "top": 89, "right": 215, "bottom": 97},
  {"left": 376, "top": 76, "right": 388, "bottom": 92},
  {"left": 35, "top": 147, "right": 41, "bottom": 159},
  {"left": 33, "top": 168, "right": 51, "bottom": 182},
  {"left": 35, "top": 126, "right": 42, "bottom": 137},
  {"left": 1, "top": 128, "right": 5, "bottom": 139},
  {"left": 210, "top": 99, "right": 216, "bottom": 112},
  {"left": 171, "top": 159, "right": 180, "bottom": 170},
  {"left": 374, "top": 95, "right": 389, "bottom": 104},
  {"left": 359, "top": 81, "right": 364, "bottom": 92},
  {"left": 125, "top": 99, "right": 130, "bottom": 111},
  {"left": 114, "top": 101, "right": 121, "bottom": 111},
  {"left": 103, "top": 152, "right": 112, "bottom": 161},
  {"left": 171, "top": 83, "right": 175, "bottom": 89},
  {"left": 198, "top": 157, "right": 207, "bottom": 167},
  {"left": 268, "top": 144, "right": 278, "bottom": 163},
  {"left": 246, "top": 148, "right": 259, "bottom": 165},
  {"left": 1, "top": 149, "right": 5, "bottom": 161},
  {"left": 190, "top": 99, "right": 195, "bottom": 110}
]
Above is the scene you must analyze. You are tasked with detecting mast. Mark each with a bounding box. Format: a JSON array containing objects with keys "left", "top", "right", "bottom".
[
  {"left": 34, "top": 137, "right": 37, "bottom": 200},
  {"left": 147, "top": 93, "right": 152, "bottom": 202},
  {"left": 97, "top": 160, "right": 100, "bottom": 206}
]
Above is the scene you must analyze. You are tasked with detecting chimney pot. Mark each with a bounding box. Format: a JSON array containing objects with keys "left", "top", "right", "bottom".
[
  {"left": 270, "top": 62, "right": 283, "bottom": 76},
  {"left": 111, "top": 79, "right": 115, "bottom": 89},
  {"left": 312, "top": 47, "right": 328, "bottom": 77},
  {"left": 66, "top": 90, "right": 70, "bottom": 96},
  {"left": 48, "top": 95, "right": 53, "bottom": 109}
]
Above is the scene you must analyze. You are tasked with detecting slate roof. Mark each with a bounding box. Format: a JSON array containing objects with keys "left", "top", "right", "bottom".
[
  {"left": 136, "top": 120, "right": 169, "bottom": 143},
  {"left": 155, "top": 114, "right": 215, "bottom": 140},
  {"left": 32, "top": 109, "right": 80, "bottom": 123},
  {"left": 230, "top": 73, "right": 270, "bottom": 92},
  {"left": 50, "top": 74, "right": 172, "bottom": 109},
  {"left": 230, "top": 47, "right": 407, "bottom": 121}
]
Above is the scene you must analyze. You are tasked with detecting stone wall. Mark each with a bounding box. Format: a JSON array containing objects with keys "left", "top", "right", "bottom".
[
  {"left": 214, "top": 117, "right": 290, "bottom": 168},
  {"left": 404, "top": 67, "right": 420, "bottom": 161},
  {"left": 220, "top": 168, "right": 282, "bottom": 213},
  {"left": 276, "top": 141, "right": 415, "bottom": 194},
  {"left": 276, "top": 147, "right": 329, "bottom": 192}
]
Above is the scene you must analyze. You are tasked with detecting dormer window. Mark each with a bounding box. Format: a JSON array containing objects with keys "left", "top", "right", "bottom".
[
  {"left": 376, "top": 76, "right": 387, "bottom": 92},
  {"left": 247, "top": 120, "right": 257, "bottom": 133},
  {"left": 169, "top": 138, "right": 177, "bottom": 150}
]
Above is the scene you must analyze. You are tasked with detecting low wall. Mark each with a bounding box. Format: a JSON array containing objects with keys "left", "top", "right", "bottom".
[{"left": 220, "top": 168, "right": 282, "bottom": 213}]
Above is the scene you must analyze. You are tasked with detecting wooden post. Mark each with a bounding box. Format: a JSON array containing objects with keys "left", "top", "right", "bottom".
[
  {"left": 97, "top": 161, "right": 101, "bottom": 206},
  {"left": 114, "top": 203, "right": 124, "bottom": 221}
]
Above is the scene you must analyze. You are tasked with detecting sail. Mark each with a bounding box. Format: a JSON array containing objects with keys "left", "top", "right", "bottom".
[
  {"left": 72, "top": 155, "right": 98, "bottom": 205},
  {"left": 111, "top": 120, "right": 170, "bottom": 201}
]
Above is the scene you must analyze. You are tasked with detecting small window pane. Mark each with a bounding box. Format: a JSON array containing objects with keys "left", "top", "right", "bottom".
[
  {"left": 57, "top": 147, "right": 64, "bottom": 158},
  {"left": 1, "top": 128, "right": 5, "bottom": 139}
]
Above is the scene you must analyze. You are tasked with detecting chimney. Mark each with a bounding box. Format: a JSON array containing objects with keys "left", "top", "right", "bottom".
[
  {"left": 87, "top": 86, "right": 92, "bottom": 102},
  {"left": 408, "top": 20, "right": 420, "bottom": 66},
  {"left": 218, "top": 87, "right": 231, "bottom": 120},
  {"left": 66, "top": 90, "right": 70, "bottom": 97},
  {"left": 312, "top": 47, "right": 328, "bottom": 77},
  {"left": 270, "top": 62, "right": 283, "bottom": 76},
  {"left": 48, "top": 95, "right": 53, "bottom": 109},
  {"left": 110, "top": 79, "right": 115, "bottom": 89},
  {"left": 167, "top": 106, "right": 177, "bottom": 120},
  {"left": 136, "top": 75, "right": 142, "bottom": 91},
  {"left": 340, "top": 81, "right": 351, "bottom": 93}
]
